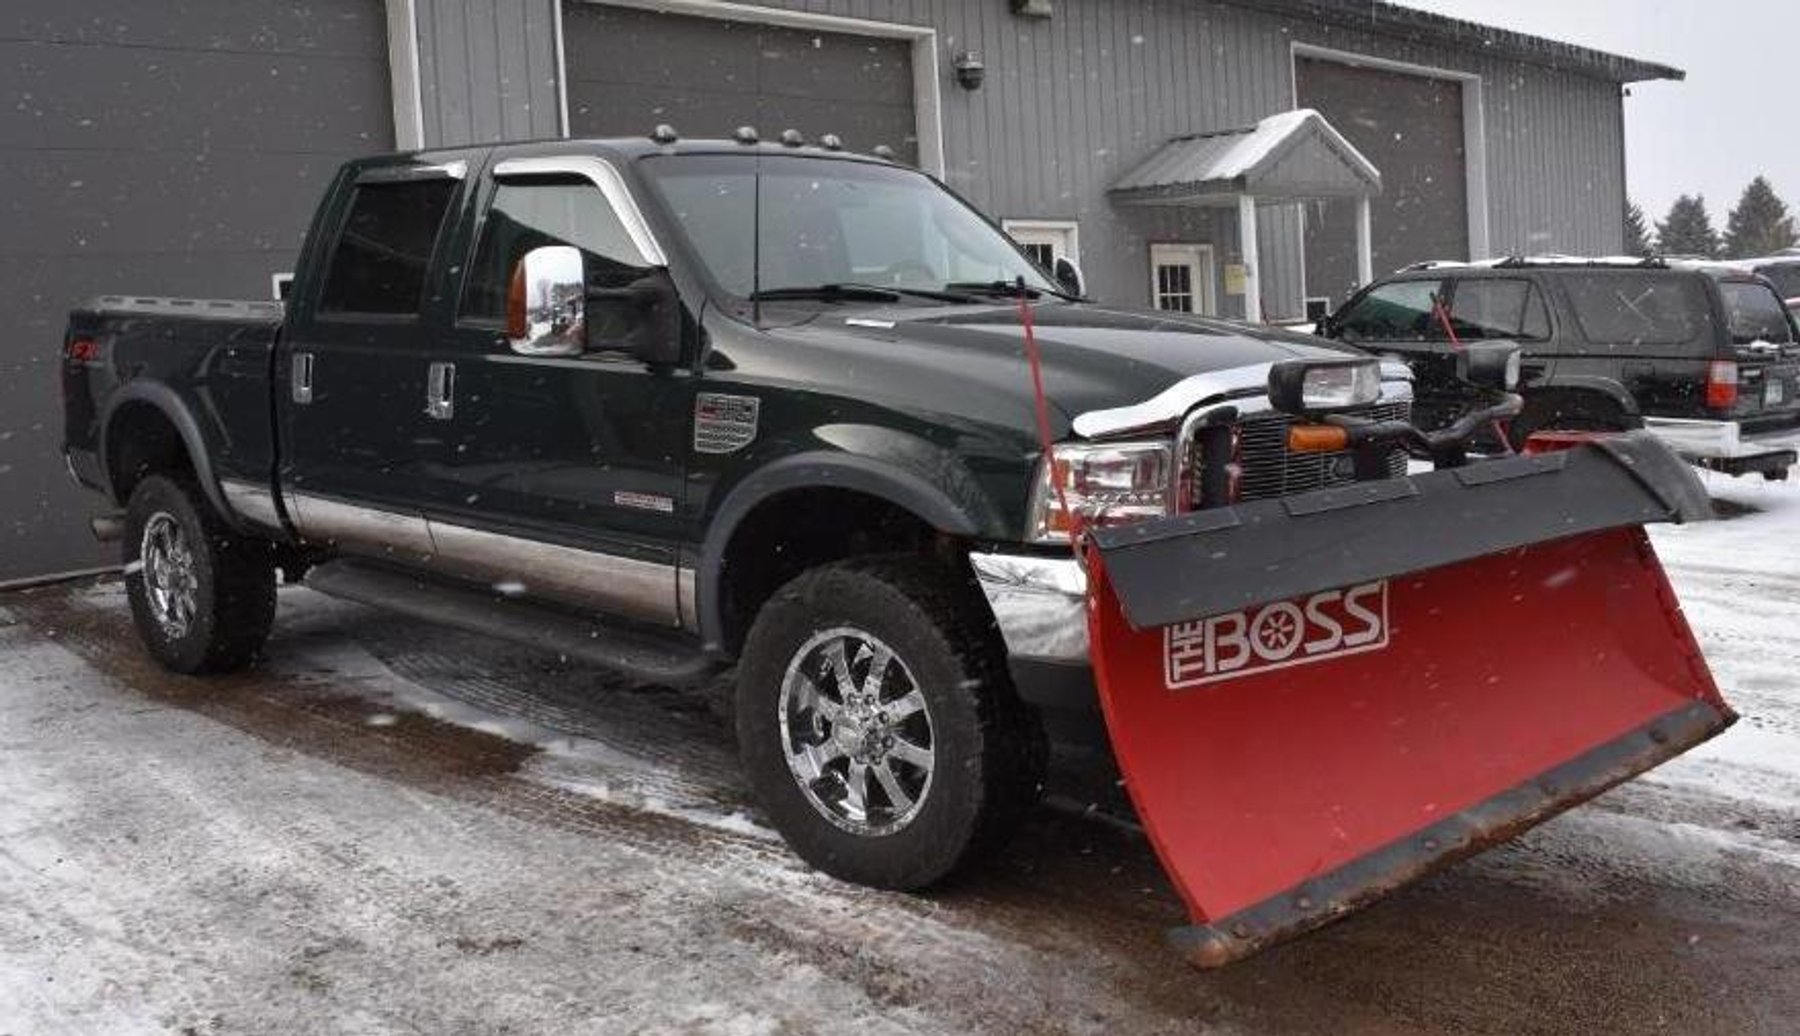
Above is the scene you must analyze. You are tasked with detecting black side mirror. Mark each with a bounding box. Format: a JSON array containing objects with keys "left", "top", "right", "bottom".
[
  {"left": 1053, "top": 256, "right": 1085, "bottom": 298},
  {"left": 1455, "top": 340, "right": 1522, "bottom": 391},
  {"left": 587, "top": 269, "right": 683, "bottom": 366}
]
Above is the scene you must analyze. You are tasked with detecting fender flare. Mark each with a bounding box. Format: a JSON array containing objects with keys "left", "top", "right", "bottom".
[
  {"left": 98, "top": 381, "right": 245, "bottom": 534},
  {"left": 1525, "top": 376, "right": 1642, "bottom": 420},
  {"left": 695, "top": 447, "right": 1001, "bottom": 654}
]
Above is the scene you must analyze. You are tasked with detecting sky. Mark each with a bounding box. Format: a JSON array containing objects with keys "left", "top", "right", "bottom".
[{"left": 1395, "top": 0, "right": 1799, "bottom": 227}]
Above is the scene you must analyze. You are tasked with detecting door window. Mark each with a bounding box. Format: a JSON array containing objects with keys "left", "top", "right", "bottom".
[
  {"left": 317, "top": 179, "right": 457, "bottom": 315},
  {"left": 1150, "top": 244, "right": 1216, "bottom": 315},
  {"left": 1720, "top": 281, "right": 1797, "bottom": 345},
  {"left": 462, "top": 178, "right": 650, "bottom": 324},
  {"left": 1333, "top": 280, "right": 1443, "bottom": 340},
  {"left": 1447, "top": 278, "right": 1551, "bottom": 341}
]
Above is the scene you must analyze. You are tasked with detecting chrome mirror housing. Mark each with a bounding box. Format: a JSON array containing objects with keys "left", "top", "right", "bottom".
[{"left": 507, "top": 244, "right": 586, "bottom": 357}]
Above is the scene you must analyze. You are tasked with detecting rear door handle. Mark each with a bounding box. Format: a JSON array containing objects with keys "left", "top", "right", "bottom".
[
  {"left": 291, "top": 352, "right": 314, "bottom": 404},
  {"left": 426, "top": 361, "right": 455, "bottom": 420}
]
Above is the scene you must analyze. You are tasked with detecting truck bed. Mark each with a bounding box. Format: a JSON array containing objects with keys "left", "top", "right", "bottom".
[{"left": 63, "top": 295, "right": 285, "bottom": 510}]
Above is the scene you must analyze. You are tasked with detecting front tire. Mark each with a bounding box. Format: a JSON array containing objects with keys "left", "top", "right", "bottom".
[
  {"left": 736, "top": 557, "right": 1045, "bottom": 890},
  {"left": 124, "top": 474, "right": 276, "bottom": 674}
]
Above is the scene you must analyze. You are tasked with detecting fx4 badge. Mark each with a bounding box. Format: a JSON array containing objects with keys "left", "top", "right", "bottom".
[
  {"left": 694, "top": 393, "right": 760, "bottom": 454},
  {"left": 1163, "top": 581, "right": 1388, "bottom": 689}
]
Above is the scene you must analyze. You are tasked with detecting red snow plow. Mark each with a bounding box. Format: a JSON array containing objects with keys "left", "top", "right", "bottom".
[{"left": 1080, "top": 407, "right": 1733, "bottom": 968}]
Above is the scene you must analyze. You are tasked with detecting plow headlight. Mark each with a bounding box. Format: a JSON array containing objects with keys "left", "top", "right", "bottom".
[
  {"left": 1029, "top": 440, "right": 1173, "bottom": 542},
  {"left": 1455, "top": 341, "right": 1523, "bottom": 391},
  {"left": 1268, "top": 358, "right": 1382, "bottom": 415}
]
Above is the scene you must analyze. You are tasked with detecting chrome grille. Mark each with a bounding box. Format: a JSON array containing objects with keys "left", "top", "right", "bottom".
[{"left": 1230, "top": 400, "right": 1412, "bottom": 502}]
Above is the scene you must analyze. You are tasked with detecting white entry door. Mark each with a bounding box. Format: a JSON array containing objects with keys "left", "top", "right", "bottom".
[{"left": 1150, "top": 244, "right": 1217, "bottom": 315}]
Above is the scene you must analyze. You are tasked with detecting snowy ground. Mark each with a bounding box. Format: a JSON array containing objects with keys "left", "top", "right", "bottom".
[{"left": 2, "top": 471, "right": 1798, "bottom": 1034}]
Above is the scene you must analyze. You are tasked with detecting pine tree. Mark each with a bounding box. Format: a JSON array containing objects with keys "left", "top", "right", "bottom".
[
  {"left": 1623, "top": 201, "right": 1653, "bottom": 256},
  {"left": 1655, "top": 195, "right": 1721, "bottom": 259},
  {"left": 1723, "top": 176, "right": 1798, "bottom": 258}
]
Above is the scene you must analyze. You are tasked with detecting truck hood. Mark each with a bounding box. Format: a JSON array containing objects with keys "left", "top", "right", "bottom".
[{"left": 762, "top": 300, "right": 1367, "bottom": 435}]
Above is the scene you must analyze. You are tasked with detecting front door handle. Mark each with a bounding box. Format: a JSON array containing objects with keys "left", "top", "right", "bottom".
[
  {"left": 426, "top": 361, "right": 455, "bottom": 420},
  {"left": 291, "top": 352, "right": 314, "bottom": 405}
]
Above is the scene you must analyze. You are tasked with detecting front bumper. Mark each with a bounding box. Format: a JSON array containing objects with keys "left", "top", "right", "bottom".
[
  {"left": 1644, "top": 416, "right": 1797, "bottom": 477},
  {"left": 969, "top": 550, "right": 1099, "bottom": 712}
]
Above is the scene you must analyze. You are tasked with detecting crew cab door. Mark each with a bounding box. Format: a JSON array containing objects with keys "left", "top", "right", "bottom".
[
  {"left": 422, "top": 158, "right": 694, "bottom": 628},
  {"left": 278, "top": 161, "right": 466, "bottom": 544}
]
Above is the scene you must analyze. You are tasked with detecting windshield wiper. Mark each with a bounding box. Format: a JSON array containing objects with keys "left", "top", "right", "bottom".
[
  {"left": 750, "top": 283, "right": 901, "bottom": 303},
  {"left": 750, "top": 282, "right": 978, "bottom": 304},
  {"left": 945, "top": 280, "right": 1082, "bottom": 302}
]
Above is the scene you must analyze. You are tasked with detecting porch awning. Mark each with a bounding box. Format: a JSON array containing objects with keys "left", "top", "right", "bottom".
[{"left": 1110, "top": 108, "right": 1381, "bottom": 206}]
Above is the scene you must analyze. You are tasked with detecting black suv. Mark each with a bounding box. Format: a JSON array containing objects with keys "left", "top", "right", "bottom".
[{"left": 1317, "top": 257, "right": 1800, "bottom": 478}]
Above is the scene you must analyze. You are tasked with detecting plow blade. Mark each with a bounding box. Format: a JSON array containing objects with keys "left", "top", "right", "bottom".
[{"left": 1083, "top": 436, "right": 1734, "bottom": 967}]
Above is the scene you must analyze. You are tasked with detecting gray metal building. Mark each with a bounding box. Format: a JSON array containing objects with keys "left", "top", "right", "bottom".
[{"left": 2, "top": 0, "right": 1678, "bottom": 580}]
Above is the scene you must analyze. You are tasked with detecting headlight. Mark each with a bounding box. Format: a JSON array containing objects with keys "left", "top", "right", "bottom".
[
  {"left": 1268, "top": 358, "right": 1382, "bottom": 414},
  {"left": 1028, "top": 440, "right": 1173, "bottom": 543}
]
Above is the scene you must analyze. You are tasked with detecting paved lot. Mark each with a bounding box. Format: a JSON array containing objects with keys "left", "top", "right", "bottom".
[{"left": 2, "top": 473, "right": 1797, "bottom": 1034}]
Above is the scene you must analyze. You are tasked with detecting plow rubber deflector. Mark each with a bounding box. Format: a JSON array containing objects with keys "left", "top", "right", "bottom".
[{"left": 1084, "top": 439, "right": 1733, "bottom": 968}]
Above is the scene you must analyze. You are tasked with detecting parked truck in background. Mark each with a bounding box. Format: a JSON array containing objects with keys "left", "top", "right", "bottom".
[{"left": 1317, "top": 256, "right": 1800, "bottom": 478}]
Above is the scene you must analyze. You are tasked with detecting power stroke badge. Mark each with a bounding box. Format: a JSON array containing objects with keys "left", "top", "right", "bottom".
[
  {"left": 1163, "top": 581, "right": 1389, "bottom": 689},
  {"left": 694, "top": 393, "right": 760, "bottom": 454}
]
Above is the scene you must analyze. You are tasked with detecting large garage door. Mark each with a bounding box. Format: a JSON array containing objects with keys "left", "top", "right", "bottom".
[
  {"left": 563, "top": 3, "right": 917, "bottom": 164},
  {"left": 0, "top": 0, "right": 393, "bottom": 581},
  {"left": 1297, "top": 57, "right": 1468, "bottom": 307}
]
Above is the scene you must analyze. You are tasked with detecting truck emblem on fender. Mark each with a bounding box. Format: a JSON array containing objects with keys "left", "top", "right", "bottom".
[
  {"left": 694, "top": 393, "right": 760, "bottom": 454},
  {"left": 1163, "top": 581, "right": 1389, "bottom": 689}
]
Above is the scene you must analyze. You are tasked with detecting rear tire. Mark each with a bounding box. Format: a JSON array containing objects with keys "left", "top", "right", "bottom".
[
  {"left": 735, "top": 556, "right": 1045, "bottom": 890},
  {"left": 124, "top": 474, "right": 276, "bottom": 674}
]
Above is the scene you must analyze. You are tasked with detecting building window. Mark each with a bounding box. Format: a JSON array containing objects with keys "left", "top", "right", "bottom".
[
  {"left": 1002, "top": 219, "right": 1080, "bottom": 273},
  {"left": 1149, "top": 243, "right": 1217, "bottom": 315}
]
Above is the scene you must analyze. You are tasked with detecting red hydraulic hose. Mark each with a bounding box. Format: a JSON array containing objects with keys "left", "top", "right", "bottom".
[{"left": 1017, "top": 285, "right": 1086, "bottom": 559}]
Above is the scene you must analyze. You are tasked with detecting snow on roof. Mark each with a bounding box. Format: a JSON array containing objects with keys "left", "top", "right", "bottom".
[{"left": 1111, "top": 108, "right": 1380, "bottom": 204}]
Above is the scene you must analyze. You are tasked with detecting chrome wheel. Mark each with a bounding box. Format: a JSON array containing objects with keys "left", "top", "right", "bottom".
[
  {"left": 778, "top": 627, "right": 935, "bottom": 836},
  {"left": 140, "top": 512, "right": 199, "bottom": 639}
]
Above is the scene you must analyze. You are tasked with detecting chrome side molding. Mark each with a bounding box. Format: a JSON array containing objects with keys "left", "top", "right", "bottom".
[
  {"left": 428, "top": 520, "right": 682, "bottom": 628},
  {"left": 273, "top": 489, "right": 685, "bottom": 628}
]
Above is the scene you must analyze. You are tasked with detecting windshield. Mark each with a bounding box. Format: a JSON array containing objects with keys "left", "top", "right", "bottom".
[{"left": 640, "top": 154, "right": 1058, "bottom": 299}]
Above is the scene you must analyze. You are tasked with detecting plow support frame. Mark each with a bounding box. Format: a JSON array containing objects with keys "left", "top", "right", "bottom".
[{"left": 1089, "top": 431, "right": 1711, "bottom": 631}]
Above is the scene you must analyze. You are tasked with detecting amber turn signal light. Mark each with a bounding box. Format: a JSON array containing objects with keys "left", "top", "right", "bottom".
[{"left": 1287, "top": 424, "right": 1349, "bottom": 453}]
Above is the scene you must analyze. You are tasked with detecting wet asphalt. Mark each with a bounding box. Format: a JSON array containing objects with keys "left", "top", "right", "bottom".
[{"left": 2, "top": 578, "right": 1796, "bottom": 1035}]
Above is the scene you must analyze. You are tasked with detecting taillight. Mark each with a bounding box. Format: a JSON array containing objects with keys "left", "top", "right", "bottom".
[
  {"left": 65, "top": 337, "right": 100, "bottom": 362},
  {"left": 1706, "top": 360, "right": 1739, "bottom": 410}
]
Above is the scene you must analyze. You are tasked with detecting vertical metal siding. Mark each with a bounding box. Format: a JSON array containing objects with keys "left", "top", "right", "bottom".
[
  {"left": 416, "top": 0, "right": 560, "bottom": 145},
  {"left": 414, "top": 0, "right": 1629, "bottom": 315}
]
